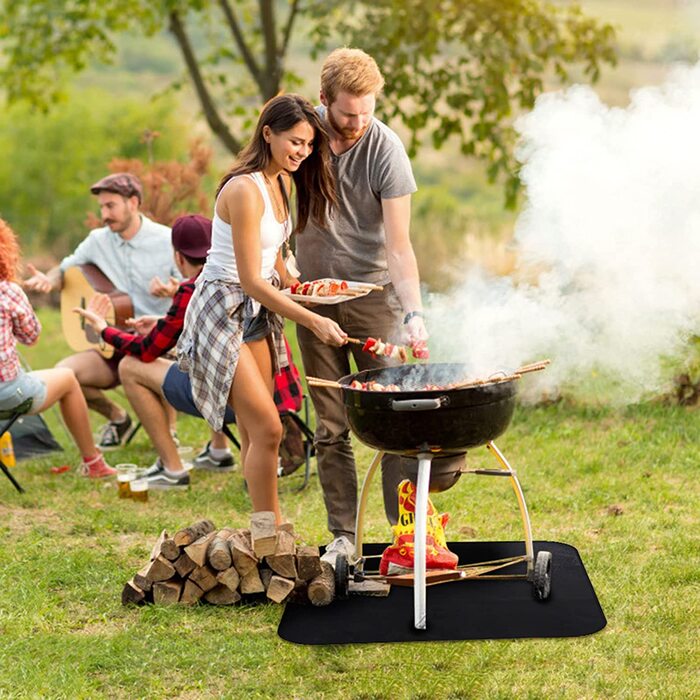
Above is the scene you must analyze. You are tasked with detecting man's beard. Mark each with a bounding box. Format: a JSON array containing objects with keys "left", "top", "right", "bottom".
[
  {"left": 327, "top": 108, "right": 368, "bottom": 141},
  {"left": 104, "top": 212, "right": 133, "bottom": 234}
]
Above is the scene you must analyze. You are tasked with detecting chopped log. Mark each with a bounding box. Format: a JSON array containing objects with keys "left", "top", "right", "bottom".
[
  {"left": 267, "top": 575, "right": 295, "bottom": 604},
  {"left": 308, "top": 561, "right": 335, "bottom": 606},
  {"left": 278, "top": 522, "right": 295, "bottom": 536},
  {"left": 348, "top": 579, "right": 391, "bottom": 596},
  {"left": 173, "top": 551, "right": 197, "bottom": 578},
  {"left": 287, "top": 578, "right": 309, "bottom": 605},
  {"left": 184, "top": 531, "right": 217, "bottom": 567},
  {"left": 216, "top": 567, "right": 240, "bottom": 592},
  {"left": 205, "top": 584, "right": 241, "bottom": 605},
  {"left": 173, "top": 519, "right": 216, "bottom": 547},
  {"left": 207, "top": 530, "right": 234, "bottom": 571},
  {"left": 239, "top": 568, "right": 265, "bottom": 595},
  {"left": 133, "top": 562, "right": 154, "bottom": 592},
  {"left": 149, "top": 530, "right": 169, "bottom": 561},
  {"left": 296, "top": 545, "right": 322, "bottom": 581},
  {"left": 266, "top": 529, "right": 297, "bottom": 579},
  {"left": 259, "top": 568, "right": 273, "bottom": 590},
  {"left": 189, "top": 565, "right": 218, "bottom": 592},
  {"left": 153, "top": 579, "right": 182, "bottom": 605},
  {"left": 122, "top": 579, "right": 146, "bottom": 606},
  {"left": 159, "top": 537, "right": 181, "bottom": 561},
  {"left": 229, "top": 531, "right": 258, "bottom": 576},
  {"left": 145, "top": 555, "right": 176, "bottom": 583},
  {"left": 180, "top": 579, "right": 204, "bottom": 606},
  {"left": 250, "top": 511, "right": 277, "bottom": 558}
]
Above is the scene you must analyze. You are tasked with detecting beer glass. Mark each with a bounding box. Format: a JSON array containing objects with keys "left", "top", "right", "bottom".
[{"left": 116, "top": 463, "right": 138, "bottom": 499}]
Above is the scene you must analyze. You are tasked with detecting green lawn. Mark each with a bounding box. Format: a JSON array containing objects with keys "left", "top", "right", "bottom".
[{"left": 1, "top": 308, "right": 698, "bottom": 699}]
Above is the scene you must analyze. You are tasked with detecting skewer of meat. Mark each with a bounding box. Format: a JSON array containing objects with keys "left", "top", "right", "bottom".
[{"left": 361, "top": 336, "right": 429, "bottom": 362}]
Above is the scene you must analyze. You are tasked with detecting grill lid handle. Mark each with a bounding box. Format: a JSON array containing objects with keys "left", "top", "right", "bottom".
[{"left": 391, "top": 396, "right": 449, "bottom": 411}]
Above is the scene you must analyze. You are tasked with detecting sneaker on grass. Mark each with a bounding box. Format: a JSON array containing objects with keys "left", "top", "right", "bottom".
[
  {"left": 193, "top": 441, "right": 235, "bottom": 472},
  {"left": 144, "top": 460, "right": 190, "bottom": 490},
  {"left": 79, "top": 453, "right": 117, "bottom": 479},
  {"left": 97, "top": 414, "right": 137, "bottom": 450}
]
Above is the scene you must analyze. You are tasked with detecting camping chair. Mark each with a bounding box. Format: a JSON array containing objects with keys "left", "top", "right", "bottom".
[{"left": 0, "top": 398, "right": 32, "bottom": 494}]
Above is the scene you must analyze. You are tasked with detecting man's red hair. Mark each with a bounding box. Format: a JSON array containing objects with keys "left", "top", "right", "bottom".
[{"left": 0, "top": 218, "right": 21, "bottom": 282}]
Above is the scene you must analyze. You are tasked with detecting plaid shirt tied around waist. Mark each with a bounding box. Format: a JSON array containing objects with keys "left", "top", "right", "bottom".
[{"left": 176, "top": 276, "right": 288, "bottom": 430}]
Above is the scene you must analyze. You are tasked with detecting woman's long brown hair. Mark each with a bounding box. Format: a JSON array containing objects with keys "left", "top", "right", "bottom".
[
  {"left": 217, "top": 94, "right": 337, "bottom": 233},
  {"left": 0, "top": 218, "right": 21, "bottom": 282}
]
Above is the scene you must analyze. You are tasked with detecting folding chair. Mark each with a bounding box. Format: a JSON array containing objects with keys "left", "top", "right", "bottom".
[{"left": 0, "top": 397, "right": 33, "bottom": 494}]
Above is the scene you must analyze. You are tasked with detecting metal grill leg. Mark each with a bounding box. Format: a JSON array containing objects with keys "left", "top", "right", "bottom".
[{"left": 414, "top": 452, "right": 433, "bottom": 630}]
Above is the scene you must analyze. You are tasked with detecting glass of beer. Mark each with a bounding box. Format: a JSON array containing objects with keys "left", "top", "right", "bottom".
[
  {"left": 130, "top": 477, "right": 149, "bottom": 503},
  {"left": 116, "top": 463, "right": 138, "bottom": 499}
]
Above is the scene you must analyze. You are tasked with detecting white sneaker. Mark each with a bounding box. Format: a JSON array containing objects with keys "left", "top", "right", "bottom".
[{"left": 320, "top": 535, "right": 355, "bottom": 568}]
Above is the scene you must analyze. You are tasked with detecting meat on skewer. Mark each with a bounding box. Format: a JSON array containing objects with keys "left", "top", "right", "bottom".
[{"left": 361, "top": 336, "right": 429, "bottom": 362}]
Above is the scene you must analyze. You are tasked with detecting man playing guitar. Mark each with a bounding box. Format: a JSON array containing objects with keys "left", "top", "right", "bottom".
[{"left": 23, "top": 173, "right": 178, "bottom": 449}]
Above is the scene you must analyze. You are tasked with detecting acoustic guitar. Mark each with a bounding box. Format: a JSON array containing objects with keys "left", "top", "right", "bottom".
[{"left": 60, "top": 264, "right": 134, "bottom": 359}]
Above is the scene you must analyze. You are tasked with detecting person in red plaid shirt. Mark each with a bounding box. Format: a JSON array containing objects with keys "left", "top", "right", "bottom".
[
  {"left": 0, "top": 218, "right": 115, "bottom": 478},
  {"left": 75, "top": 215, "right": 234, "bottom": 488}
]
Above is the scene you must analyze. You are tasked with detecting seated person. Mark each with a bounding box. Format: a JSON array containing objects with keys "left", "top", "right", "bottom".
[
  {"left": 74, "top": 215, "right": 232, "bottom": 490},
  {"left": 0, "top": 218, "right": 114, "bottom": 478},
  {"left": 23, "top": 173, "right": 178, "bottom": 450}
]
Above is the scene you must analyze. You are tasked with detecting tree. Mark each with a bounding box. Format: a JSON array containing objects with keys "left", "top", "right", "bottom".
[{"left": 0, "top": 0, "right": 616, "bottom": 204}]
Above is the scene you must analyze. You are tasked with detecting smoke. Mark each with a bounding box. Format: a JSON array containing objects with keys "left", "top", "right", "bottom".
[{"left": 426, "top": 62, "right": 700, "bottom": 403}]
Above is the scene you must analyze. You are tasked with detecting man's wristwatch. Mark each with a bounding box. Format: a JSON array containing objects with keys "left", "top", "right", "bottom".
[{"left": 403, "top": 310, "right": 424, "bottom": 325}]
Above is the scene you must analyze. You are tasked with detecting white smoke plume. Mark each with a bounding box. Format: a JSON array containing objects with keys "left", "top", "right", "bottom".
[{"left": 426, "top": 62, "right": 700, "bottom": 403}]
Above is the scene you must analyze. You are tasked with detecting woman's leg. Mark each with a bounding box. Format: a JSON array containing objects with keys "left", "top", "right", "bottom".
[
  {"left": 228, "top": 339, "right": 282, "bottom": 522},
  {"left": 32, "top": 368, "right": 98, "bottom": 457}
]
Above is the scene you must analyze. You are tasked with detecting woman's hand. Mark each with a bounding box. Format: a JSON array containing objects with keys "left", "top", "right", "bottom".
[
  {"left": 309, "top": 315, "right": 347, "bottom": 347},
  {"left": 22, "top": 264, "right": 52, "bottom": 293}
]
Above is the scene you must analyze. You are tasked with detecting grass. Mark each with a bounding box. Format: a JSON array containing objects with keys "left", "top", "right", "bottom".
[{"left": 1, "top": 308, "right": 698, "bottom": 698}]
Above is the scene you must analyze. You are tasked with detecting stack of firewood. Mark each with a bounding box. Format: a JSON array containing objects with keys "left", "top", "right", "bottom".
[{"left": 121, "top": 515, "right": 335, "bottom": 607}]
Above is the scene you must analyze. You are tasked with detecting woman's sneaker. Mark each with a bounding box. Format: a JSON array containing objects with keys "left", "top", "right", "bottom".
[
  {"left": 79, "top": 453, "right": 117, "bottom": 479},
  {"left": 97, "top": 414, "right": 137, "bottom": 450},
  {"left": 193, "top": 442, "right": 235, "bottom": 472}
]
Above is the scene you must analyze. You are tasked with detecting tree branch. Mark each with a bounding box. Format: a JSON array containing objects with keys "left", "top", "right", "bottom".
[
  {"left": 281, "top": 0, "right": 300, "bottom": 58},
  {"left": 259, "top": 0, "right": 280, "bottom": 98},
  {"left": 168, "top": 11, "right": 241, "bottom": 155},
  {"left": 217, "top": 0, "right": 264, "bottom": 92}
]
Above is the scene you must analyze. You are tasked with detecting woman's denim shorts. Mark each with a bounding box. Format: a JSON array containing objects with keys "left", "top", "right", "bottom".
[{"left": 0, "top": 371, "right": 47, "bottom": 415}]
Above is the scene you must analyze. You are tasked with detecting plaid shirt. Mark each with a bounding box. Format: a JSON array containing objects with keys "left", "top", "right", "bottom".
[
  {"left": 101, "top": 277, "right": 196, "bottom": 362},
  {"left": 0, "top": 281, "right": 41, "bottom": 382},
  {"left": 177, "top": 277, "right": 288, "bottom": 430},
  {"left": 274, "top": 337, "right": 303, "bottom": 413}
]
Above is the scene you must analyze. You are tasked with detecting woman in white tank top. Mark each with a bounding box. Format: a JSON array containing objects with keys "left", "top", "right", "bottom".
[{"left": 178, "top": 94, "right": 347, "bottom": 525}]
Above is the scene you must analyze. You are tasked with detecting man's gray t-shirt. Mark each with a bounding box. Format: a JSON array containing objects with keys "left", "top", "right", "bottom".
[{"left": 296, "top": 108, "right": 417, "bottom": 285}]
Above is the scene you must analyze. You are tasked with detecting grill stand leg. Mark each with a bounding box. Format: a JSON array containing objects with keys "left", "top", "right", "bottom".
[
  {"left": 414, "top": 452, "right": 433, "bottom": 630},
  {"left": 354, "top": 450, "right": 384, "bottom": 571},
  {"left": 486, "top": 441, "right": 534, "bottom": 576}
]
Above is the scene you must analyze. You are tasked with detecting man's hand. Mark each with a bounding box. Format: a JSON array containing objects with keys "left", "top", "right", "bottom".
[
  {"left": 125, "top": 315, "right": 158, "bottom": 335},
  {"left": 23, "top": 263, "right": 53, "bottom": 294},
  {"left": 403, "top": 315, "right": 429, "bottom": 346},
  {"left": 73, "top": 293, "right": 112, "bottom": 334},
  {"left": 149, "top": 275, "right": 179, "bottom": 298}
]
